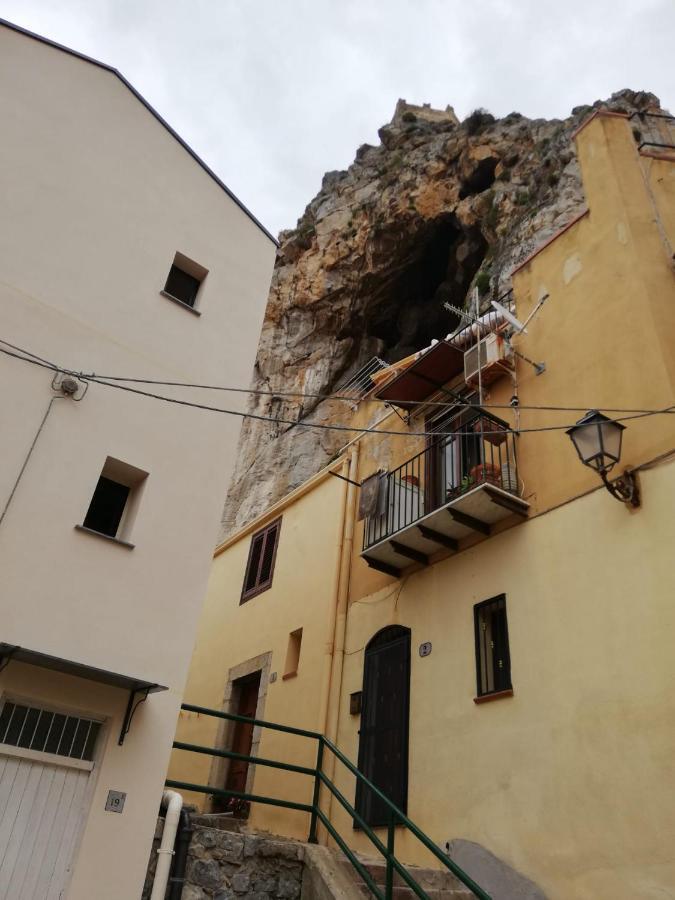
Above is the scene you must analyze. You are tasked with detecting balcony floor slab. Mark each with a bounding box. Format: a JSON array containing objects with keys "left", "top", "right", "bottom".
[{"left": 362, "top": 483, "right": 529, "bottom": 573}]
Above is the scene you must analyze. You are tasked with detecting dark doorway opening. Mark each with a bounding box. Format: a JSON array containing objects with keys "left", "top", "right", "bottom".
[
  {"left": 355, "top": 626, "right": 411, "bottom": 827},
  {"left": 213, "top": 670, "right": 261, "bottom": 814}
]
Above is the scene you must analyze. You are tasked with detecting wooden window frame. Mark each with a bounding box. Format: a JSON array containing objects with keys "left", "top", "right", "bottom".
[
  {"left": 474, "top": 594, "right": 512, "bottom": 699},
  {"left": 240, "top": 518, "right": 282, "bottom": 604}
]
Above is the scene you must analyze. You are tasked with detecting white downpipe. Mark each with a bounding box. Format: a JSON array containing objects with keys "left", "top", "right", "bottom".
[{"left": 149, "top": 790, "right": 183, "bottom": 900}]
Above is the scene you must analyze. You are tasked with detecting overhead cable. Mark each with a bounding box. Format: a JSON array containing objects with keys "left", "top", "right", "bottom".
[
  {"left": 1, "top": 341, "right": 673, "bottom": 439},
  {"left": 0, "top": 338, "right": 668, "bottom": 417}
]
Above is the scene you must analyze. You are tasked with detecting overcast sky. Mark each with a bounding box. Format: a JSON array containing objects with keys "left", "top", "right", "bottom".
[{"left": 2, "top": 1, "right": 673, "bottom": 236}]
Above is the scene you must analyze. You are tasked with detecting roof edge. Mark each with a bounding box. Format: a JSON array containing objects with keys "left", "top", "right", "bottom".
[
  {"left": 511, "top": 208, "right": 590, "bottom": 276},
  {"left": 570, "top": 108, "right": 630, "bottom": 141},
  {"left": 0, "top": 17, "right": 279, "bottom": 247},
  {"left": 214, "top": 456, "right": 347, "bottom": 557}
]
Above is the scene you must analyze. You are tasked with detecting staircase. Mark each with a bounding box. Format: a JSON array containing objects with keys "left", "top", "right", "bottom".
[
  {"left": 168, "top": 702, "right": 492, "bottom": 899},
  {"left": 344, "top": 856, "right": 475, "bottom": 899}
]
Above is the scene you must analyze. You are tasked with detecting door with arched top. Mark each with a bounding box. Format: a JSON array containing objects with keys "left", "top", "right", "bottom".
[{"left": 355, "top": 625, "right": 411, "bottom": 826}]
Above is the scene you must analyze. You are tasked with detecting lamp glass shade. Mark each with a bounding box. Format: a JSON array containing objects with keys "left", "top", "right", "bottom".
[{"left": 566, "top": 410, "right": 625, "bottom": 474}]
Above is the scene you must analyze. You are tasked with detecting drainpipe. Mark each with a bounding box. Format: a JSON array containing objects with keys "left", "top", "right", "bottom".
[
  {"left": 316, "top": 457, "right": 351, "bottom": 735},
  {"left": 322, "top": 444, "right": 359, "bottom": 831},
  {"left": 150, "top": 790, "right": 183, "bottom": 900},
  {"left": 168, "top": 808, "right": 193, "bottom": 900}
]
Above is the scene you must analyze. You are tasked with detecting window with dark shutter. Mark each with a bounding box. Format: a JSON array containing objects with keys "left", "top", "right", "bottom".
[
  {"left": 474, "top": 594, "right": 512, "bottom": 697},
  {"left": 161, "top": 251, "right": 208, "bottom": 311},
  {"left": 79, "top": 456, "right": 147, "bottom": 543},
  {"left": 164, "top": 265, "right": 201, "bottom": 307},
  {"left": 240, "top": 518, "right": 281, "bottom": 603}
]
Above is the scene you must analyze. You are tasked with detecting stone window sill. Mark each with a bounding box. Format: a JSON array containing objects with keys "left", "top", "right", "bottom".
[
  {"left": 282, "top": 671, "right": 298, "bottom": 681},
  {"left": 473, "top": 688, "right": 513, "bottom": 705},
  {"left": 75, "top": 524, "right": 135, "bottom": 550},
  {"left": 160, "top": 290, "right": 201, "bottom": 316}
]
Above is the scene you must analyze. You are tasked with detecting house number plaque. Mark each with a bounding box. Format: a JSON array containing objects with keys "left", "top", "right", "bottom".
[
  {"left": 419, "top": 642, "right": 432, "bottom": 658},
  {"left": 105, "top": 790, "right": 126, "bottom": 813}
]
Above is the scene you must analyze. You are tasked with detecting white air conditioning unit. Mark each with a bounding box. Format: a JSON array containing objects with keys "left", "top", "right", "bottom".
[{"left": 464, "top": 333, "right": 513, "bottom": 387}]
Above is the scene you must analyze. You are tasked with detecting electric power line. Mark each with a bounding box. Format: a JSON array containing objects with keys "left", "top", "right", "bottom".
[
  {"left": 1, "top": 341, "right": 673, "bottom": 439},
  {"left": 0, "top": 337, "right": 669, "bottom": 418}
]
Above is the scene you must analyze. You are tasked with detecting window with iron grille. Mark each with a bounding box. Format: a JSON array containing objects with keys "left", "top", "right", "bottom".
[
  {"left": 0, "top": 700, "right": 101, "bottom": 762},
  {"left": 474, "top": 595, "right": 512, "bottom": 697},
  {"left": 240, "top": 518, "right": 281, "bottom": 603}
]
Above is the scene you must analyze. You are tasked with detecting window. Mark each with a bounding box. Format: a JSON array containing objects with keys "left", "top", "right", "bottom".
[
  {"left": 283, "top": 628, "right": 302, "bottom": 679},
  {"left": 80, "top": 457, "right": 147, "bottom": 543},
  {"left": 0, "top": 700, "right": 101, "bottom": 762},
  {"left": 241, "top": 518, "right": 281, "bottom": 603},
  {"left": 162, "top": 251, "right": 208, "bottom": 310},
  {"left": 474, "top": 595, "right": 512, "bottom": 698}
]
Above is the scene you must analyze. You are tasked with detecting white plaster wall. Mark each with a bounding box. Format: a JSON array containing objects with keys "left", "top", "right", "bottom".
[{"left": 0, "top": 23, "right": 276, "bottom": 900}]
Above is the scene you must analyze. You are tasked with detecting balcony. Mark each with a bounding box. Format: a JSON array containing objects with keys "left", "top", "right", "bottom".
[{"left": 361, "top": 412, "right": 529, "bottom": 576}]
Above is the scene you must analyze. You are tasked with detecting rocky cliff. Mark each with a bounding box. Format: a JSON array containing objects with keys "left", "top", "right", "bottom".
[{"left": 220, "top": 90, "right": 661, "bottom": 538}]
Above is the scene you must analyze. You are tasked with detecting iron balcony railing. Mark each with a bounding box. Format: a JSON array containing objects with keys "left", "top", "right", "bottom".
[
  {"left": 168, "top": 702, "right": 491, "bottom": 900},
  {"left": 364, "top": 411, "right": 519, "bottom": 550},
  {"left": 335, "top": 357, "right": 390, "bottom": 403}
]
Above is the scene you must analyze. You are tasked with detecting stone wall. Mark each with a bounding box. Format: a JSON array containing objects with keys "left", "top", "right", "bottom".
[
  {"left": 186, "top": 829, "right": 303, "bottom": 900},
  {"left": 145, "top": 821, "right": 305, "bottom": 900}
]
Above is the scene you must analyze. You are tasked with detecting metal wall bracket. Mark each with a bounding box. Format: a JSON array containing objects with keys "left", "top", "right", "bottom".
[
  {"left": 602, "top": 469, "right": 640, "bottom": 508},
  {"left": 118, "top": 686, "right": 152, "bottom": 745},
  {"left": 0, "top": 646, "right": 19, "bottom": 674}
]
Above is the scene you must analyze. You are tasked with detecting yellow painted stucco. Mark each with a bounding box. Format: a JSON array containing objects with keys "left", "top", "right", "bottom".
[{"left": 171, "top": 112, "right": 675, "bottom": 899}]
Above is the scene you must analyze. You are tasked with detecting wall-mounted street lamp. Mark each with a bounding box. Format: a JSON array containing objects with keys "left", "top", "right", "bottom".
[{"left": 566, "top": 410, "right": 640, "bottom": 507}]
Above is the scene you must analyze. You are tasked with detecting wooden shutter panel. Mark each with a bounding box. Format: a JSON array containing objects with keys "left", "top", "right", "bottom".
[
  {"left": 258, "top": 523, "right": 279, "bottom": 586},
  {"left": 241, "top": 518, "right": 282, "bottom": 602},
  {"left": 243, "top": 533, "right": 265, "bottom": 595}
]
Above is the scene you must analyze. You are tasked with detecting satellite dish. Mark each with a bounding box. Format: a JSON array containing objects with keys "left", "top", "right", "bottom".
[{"left": 490, "top": 299, "right": 528, "bottom": 334}]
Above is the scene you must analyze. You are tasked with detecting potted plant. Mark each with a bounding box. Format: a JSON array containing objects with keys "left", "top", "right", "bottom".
[
  {"left": 469, "top": 463, "right": 501, "bottom": 486},
  {"left": 472, "top": 417, "right": 507, "bottom": 445}
]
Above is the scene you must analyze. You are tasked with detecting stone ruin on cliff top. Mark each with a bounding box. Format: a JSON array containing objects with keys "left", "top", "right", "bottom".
[{"left": 220, "top": 89, "right": 664, "bottom": 539}]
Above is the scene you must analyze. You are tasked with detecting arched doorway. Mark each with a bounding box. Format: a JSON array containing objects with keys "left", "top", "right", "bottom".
[{"left": 355, "top": 625, "right": 411, "bottom": 826}]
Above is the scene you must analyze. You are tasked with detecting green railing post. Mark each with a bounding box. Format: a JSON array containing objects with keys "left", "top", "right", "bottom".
[
  {"left": 171, "top": 703, "right": 492, "bottom": 900},
  {"left": 308, "top": 737, "right": 324, "bottom": 844},
  {"left": 385, "top": 809, "right": 396, "bottom": 900}
]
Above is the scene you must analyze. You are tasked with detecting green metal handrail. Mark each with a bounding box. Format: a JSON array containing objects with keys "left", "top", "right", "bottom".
[{"left": 168, "top": 703, "right": 491, "bottom": 900}]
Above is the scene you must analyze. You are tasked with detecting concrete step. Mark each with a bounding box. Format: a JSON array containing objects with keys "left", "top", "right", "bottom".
[
  {"left": 343, "top": 855, "right": 474, "bottom": 898},
  {"left": 357, "top": 889, "right": 473, "bottom": 899},
  {"left": 189, "top": 812, "right": 246, "bottom": 832}
]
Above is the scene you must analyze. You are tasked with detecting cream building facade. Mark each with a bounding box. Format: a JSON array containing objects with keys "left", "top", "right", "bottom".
[
  {"left": 0, "top": 19, "right": 276, "bottom": 900},
  {"left": 171, "top": 110, "right": 675, "bottom": 900}
]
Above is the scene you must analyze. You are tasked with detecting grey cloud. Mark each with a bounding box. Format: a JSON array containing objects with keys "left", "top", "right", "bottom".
[{"left": 2, "top": 0, "right": 673, "bottom": 236}]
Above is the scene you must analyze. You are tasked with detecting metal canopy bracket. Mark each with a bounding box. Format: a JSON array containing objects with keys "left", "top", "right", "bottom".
[
  {"left": 0, "top": 646, "right": 19, "bottom": 674},
  {"left": 118, "top": 686, "right": 154, "bottom": 746}
]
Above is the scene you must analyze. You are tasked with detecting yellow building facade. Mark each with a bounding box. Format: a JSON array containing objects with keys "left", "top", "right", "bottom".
[{"left": 170, "top": 111, "right": 675, "bottom": 899}]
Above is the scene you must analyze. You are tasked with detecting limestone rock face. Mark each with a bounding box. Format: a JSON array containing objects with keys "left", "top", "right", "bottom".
[{"left": 220, "top": 90, "right": 661, "bottom": 539}]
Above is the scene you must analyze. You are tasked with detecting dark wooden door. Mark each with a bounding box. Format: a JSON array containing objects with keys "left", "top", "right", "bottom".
[
  {"left": 355, "top": 626, "right": 411, "bottom": 827},
  {"left": 225, "top": 672, "right": 261, "bottom": 794}
]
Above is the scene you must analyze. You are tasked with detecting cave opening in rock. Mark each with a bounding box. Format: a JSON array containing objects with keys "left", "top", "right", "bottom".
[
  {"left": 363, "top": 216, "right": 488, "bottom": 362},
  {"left": 459, "top": 157, "right": 498, "bottom": 199}
]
